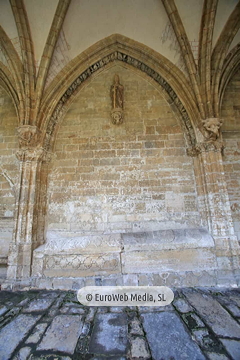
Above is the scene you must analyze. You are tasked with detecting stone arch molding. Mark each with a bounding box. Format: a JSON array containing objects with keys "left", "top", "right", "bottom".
[{"left": 41, "top": 34, "right": 200, "bottom": 152}]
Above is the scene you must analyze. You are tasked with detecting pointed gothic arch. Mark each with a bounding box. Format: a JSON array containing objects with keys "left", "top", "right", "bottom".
[
  {"left": 0, "top": 63, "right": 20, "bottom": 120},
  {"left": 38, "top": 34, "right": 200, "bottom": 152}
]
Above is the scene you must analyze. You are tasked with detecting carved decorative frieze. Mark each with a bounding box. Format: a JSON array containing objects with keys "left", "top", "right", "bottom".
[
  {"left": 17, "top": 125, "right": 41, "bottom": 148},
  {"left": 45, "top": 51, "right": 196, "bottom": 150},
  {"left": 45, "top": 254, "right": 119, "bottom": 271},
  {"left": 202, "top": 118, "right": 223, "bottom": 141},
  {"left": 187, "top": 141, "right": 224, "bottom": 157},
  {"left": 44, "top": 233, "right": 122, "bottom": 252}
]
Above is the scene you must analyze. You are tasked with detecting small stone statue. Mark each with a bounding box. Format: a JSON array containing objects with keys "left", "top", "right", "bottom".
[{"left": 111, "top": 74, "right": 124, "bottom": 125}]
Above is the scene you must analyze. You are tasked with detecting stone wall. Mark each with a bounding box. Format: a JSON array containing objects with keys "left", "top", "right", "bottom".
[
  {"left": 46, "top": 65, "right": 200, "bottom": 240},
  {"left": 0, "top": 87, "right": 19, "bottom": 280},
  {"left": 222, "top": 69, "right": 240, "bottom": 242}
]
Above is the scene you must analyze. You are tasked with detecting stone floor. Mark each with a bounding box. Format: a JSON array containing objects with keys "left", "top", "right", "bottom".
[{"left": 0, "top": 288, "right": 240, "bottom": 360}]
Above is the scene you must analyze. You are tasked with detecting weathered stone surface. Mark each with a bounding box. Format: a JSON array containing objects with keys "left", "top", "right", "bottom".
[
  {"left": 182, "top": 270, "right": 217, "bottom": 287},
  {"left": 37, "top": 278, "right": 54, "bottom": 290},
  {"left": 129, "top": 318, "right": 144, "bottom": 335},
  {"left": 67, "top": 306, "right": 86, "bottom": 315},
  {"left": 0, "top": 314, "right": 40, "bottom": 360},
  {"left": 0, "top": 92, "right": 18, "bottom": 269},
  {"left": 30, "top": 356, "right": 71, "bottom": 360},
  {"left": 37, "top": 315, "right": 83, "bottom": 354},
  {"left": 138, "top": 274, "right": 152, "bottom": 286},
  {"left": 138, "top": 304, "right": 174, "bottom": 312},
  {"left": 38, "top": 291, "right": 59, "bottom": 300},
  {"left": 102, "top": 278, "right": 117, "bottom": 286},
  {"left": 17, "top": 298, "right": 30, "bottom": 307},
  {"left": 122, "top": 248, "right": 217, "bottom": 273},
  {"left": 0, "top": 288, "right": 240, "bottom": 359},
  {"left": 141, "top": 312, "right": 205, "bottom": 360},
  {"left": 223, "top": 303, "right": 240, "bottom": 317},
  {"left": 192, "top": 329, "right": 210, "bottom": 347},
  {"left": 85, "top": 307, "right": 97, "bottom": 322},
  {"left": 25, "top": 323, "right": 48, "bottom": 343},
  {"left": 13, "top": 346, "right": 32, "bottom": 360},
  {"left": 192, "top": 327, "right": 224, "bottom": 353},
  {"left": 227, "top": 293, "right": 240, "bottom": 308},
  {"left": 173, "top": 298, "right": 193, "bottom": 313},
  {"left": 52, "top": 278, "right": 74, "bottom": 290},
  {"left": 206, "top": 352, "right": 230, "bottom": 360},
  {"left": 46, "top": 64, "right": 199, "bottom": 240},
  {"left": 183, "top": 290, "right": 240, "bottom": 338},
  {"left": 91, "top": 357, "right": 127, "bottom": 360},
  {"left": 23, "top": 297, "right": 56, "bottom": 312},
  {"left": 123, "top": 228, "right": 214, "bottom": 251},
  {"left": 60, "top": 304, "right": 85, "bottom": 314},
  {"left": 0, "top": 305, "right": 8, "bottom": 316},
  {"left": 222, "top": 78, "right": 240, "bottom": 244},
  {"left": 220, "top": 339, "right": 240, "bottom": 359},
  {"left": 81, "top": 321, "right": 91, "bottom": 336},
  {"left": 89, "top": 313, "right": 128, "bottom": 355},
  {"left": 45, "top": 232, "right": 123, "bottom": 253},
  {"left": 109, "top": 307, "right": 126, "bottom": 313},
  {"left": 130, "top": 337, "right": 150, "bottom": 359},
  {"left": 97, "top": 307, "right": 108, "bottom": 314},
  {"left": 72, "top": 278, "right": 86, "bottom": 290},
  {"left": 182, "top": 312, "right": 205, "bottom": 328},
  {"left": 123, "top": 274, "right": 138, "bottom": 286}
]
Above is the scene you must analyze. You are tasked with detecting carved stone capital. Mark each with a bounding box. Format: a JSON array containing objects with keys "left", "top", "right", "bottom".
[
  {"left": 186, "top": 147, "right": 199, "bottom": 157},
  {"left": 17, "top": 125, "right": 42, "bottom": 148},
  {"left": 202, "top": 118, "right": 223, "bottom": 141},
  {"left": 187, "top": 141, "right": 224, "bottom": 157},
  {"left": 16, "top": 147, "right": 45, "bottom": 162}
]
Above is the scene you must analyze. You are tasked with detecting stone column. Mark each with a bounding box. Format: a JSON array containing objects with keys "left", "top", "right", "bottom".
[
  {"left": 5, "top": 125, "right": 48, "bottom": 287},
  {"left": 189, "top": 140, "right": 240, "bottom": 285}
]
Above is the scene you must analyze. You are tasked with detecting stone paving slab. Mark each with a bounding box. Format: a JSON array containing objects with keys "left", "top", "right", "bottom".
[
  {"left": 206, "top": 353, "right": 230, "bottom": 360},
  {"left": 182, "top": 289, "right": 240, "bottom": 338},
  {"left": 23, "top": 297, "right": 56, "bottom": 313},
  {"left": 141, "top": 311, "right": 205, "bottom": 359},
  {"left": 25, "top": 323, "right": 49, "bottom": 344},
  {"left": 37, "top": 315, "right": 84, "bottom": 354},
  {"left": 89, "top": 313, "right": 128, "bottom": 355},
  {"left": 0, "top": 288, "right": 239, "bottom": 359},
  {"left": 0, "top": 314, "right": 40, "bottom": 360},
  {"left": 220, "top": 339, "right": 240, "bottom": 359},
  {"left": 0, "top": 305, "right": 8, "bottom": 316}
]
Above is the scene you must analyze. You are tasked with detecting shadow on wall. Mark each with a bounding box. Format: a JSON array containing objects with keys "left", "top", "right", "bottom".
[{"left": 0, "top": 173, "right": 15, "bottom": 282}]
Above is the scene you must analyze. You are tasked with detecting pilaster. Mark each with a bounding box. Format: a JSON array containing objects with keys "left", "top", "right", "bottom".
[
  {"left": 189, "top": 138, "right": 240, "bottom": 285},
  {"left": 6, "top": 126, "right": 51, "bottom": 283}
]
